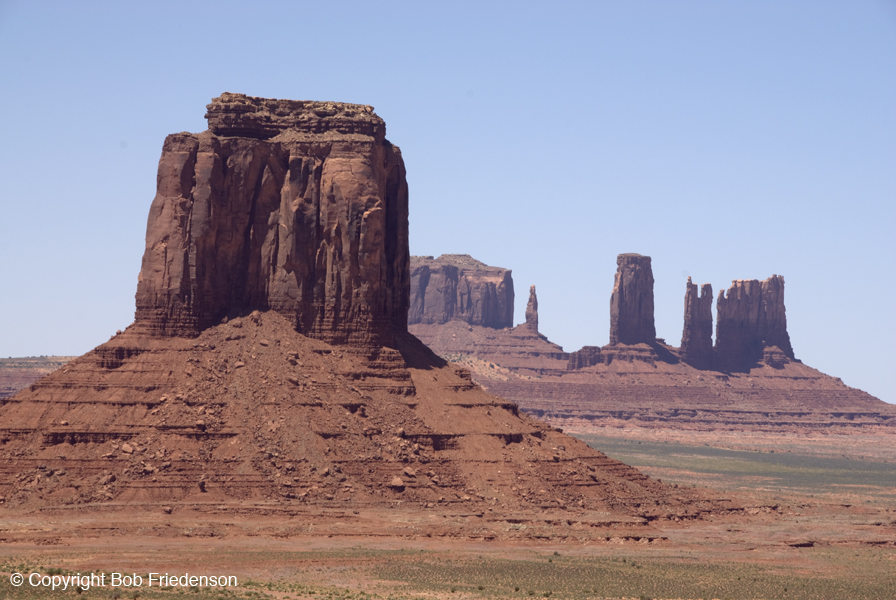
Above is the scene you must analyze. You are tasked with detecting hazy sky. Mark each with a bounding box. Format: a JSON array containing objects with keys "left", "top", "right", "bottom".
[{"left": 1, "top": 1, "right": 893, "bottom": 403}]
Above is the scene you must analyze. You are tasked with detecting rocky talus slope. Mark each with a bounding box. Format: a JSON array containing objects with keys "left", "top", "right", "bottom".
[{"left": 2, "top": 311, "right": 723, "bottom": 521}]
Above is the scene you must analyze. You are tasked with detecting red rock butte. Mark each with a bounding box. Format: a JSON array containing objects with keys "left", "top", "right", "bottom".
[
  {"left": 410, "top": 253, "right": 894, "bottom": 433},
  {"left": 0, "top": 95, "right": 728, "bottom": 526},
  {"left": 135, "top": 93, "right": 409, "bottom": 347}
]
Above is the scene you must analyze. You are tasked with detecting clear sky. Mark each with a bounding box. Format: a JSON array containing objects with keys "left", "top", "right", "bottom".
[{"left": 1, "top": 1, "right": 893, "bottom": 403}]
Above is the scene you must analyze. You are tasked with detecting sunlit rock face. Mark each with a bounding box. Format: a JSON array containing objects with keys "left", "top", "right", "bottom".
[{"left": 134, "top": 93, "right": 409, "bottom": 347}]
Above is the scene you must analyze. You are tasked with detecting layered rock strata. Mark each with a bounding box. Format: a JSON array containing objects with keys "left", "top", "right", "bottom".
[
  {"left": 715, "top": 276, "right": 794, "bottom": 371},
  {"left": 566, "top": 346, "right": 602, "bottom": 370},
  {"left": 609, "top": 254, "right": 656, "bottom": 345},
  {"left": 134, "top": 92, "right": 409, "bottom": 348},
  {"left": 409, "top": 255, "right": 513, "bottom": 329},
  {"left": 680, "top": 278, "right": 714, "bottom": 369},
  {"left": 0, "top": 357, "right": 77, "bottom": 402}
]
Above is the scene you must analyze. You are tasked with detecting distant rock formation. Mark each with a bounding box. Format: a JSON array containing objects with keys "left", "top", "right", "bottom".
[
  {"left": 408, "top": 254, "right": 890, "bottom": 434},
  {"left": 609, "top": 254, "right": 656, "bottom": 345},
  {"left": 715, "top": 276, "right": 794, "bottom": 371},
  {"left": 566, "top": 346, "right": 603, "bottom": 370},
  {"left": 134, "top": 92, "right": 409, "bottom": 348},
  {"left": 409, "top": 255, "right": 513, "bottom": 329},
  {"left": 524, "top": 285, "right": 539, "bottom": 331},
  {"left": 680, "top": 278, "right": 714, "bottom": 369}
]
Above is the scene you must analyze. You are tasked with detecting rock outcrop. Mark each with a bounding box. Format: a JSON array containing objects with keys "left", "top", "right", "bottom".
[
  {"left": 134, "top": 92, "right": 409, "bottom": 348},
  {"left": 409, "top": 255, "right": 513, "bottom": 329},
  {"left": 609, "top": 254, "right": 656, "bottom": 346},
  {"left": 715, "top": 276, "right": 794, "bottom": 371},
  {"left": 567, "top": 346, "right": 603, "bottom": 370},
  {"left": 524, "top": 285, "right": 539, "bottom": 330},
  {"left": 680, "top": 278, "right": 714, "bottom": 369}
]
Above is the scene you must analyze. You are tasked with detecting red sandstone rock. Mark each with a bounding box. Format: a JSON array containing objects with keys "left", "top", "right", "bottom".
[
  {"left": 609, "top": 254, "right": 656, "bottom": 346},
  {"left": 680, "top": 277, "right": 714, "bottom": 369},
  {"left": 409, "top": 254, "right": 891, "bottom": 434},
  {"left": 134, "top": 93, "right": 409, "bottom": 348},
  {"left": 715, "top": 276, "right": 794, "bottom": 371},
  {"left": 409, "top": 255, "right": 513, "bottom": 329},
  {"left": 524, "top": 285, "right": 538, "bottom": 331},
  {"left": 567, "top": 346, "right": 602, "bottom": 370}
]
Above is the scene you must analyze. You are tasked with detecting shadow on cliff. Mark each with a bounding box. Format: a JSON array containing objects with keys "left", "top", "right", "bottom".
[
  {"left": 392, "top": 331, "right": 448, "bottom": 370},
  {"left": 651, "top": 342, "right": 681, "bottom": 366}
]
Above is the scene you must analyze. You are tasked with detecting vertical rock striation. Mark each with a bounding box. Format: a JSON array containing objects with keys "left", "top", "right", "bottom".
[
  {"left": 715, "top": 275, "right": 794, "bottom": 371},
  {"left": 409, "top": 255, "right": 514, "bottom": 328},
  {"left": 525, "top": 285, "right": 539, "bottom": 331},
  {"left": 609, "top": 254, "right": 656, "bottom": 345},
  {"left": 567, "top": 346, "right": 603, "bottom": 370},
  {"left": 680, "top": 278, "right": 714, "bottom": 369},
  {"left": 134, "top": 93, "right": 409, "bottom": 348}
]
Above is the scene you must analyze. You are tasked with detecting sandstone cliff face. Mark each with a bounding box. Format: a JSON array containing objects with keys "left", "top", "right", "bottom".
[
  {"left": 525, "top": 285, "right": 539, "bottom": 330},
  {"left": 134, "top": 93, "right": 409, "bottom": 347},
  {"left": 715, "top": 276, "right": 794, "bottom": 371},
  {"left": 680, "top": 278, "right": 714, "bottom": 369},
  {"left": 409, "top": 255, "right": 513, "bottom": 329},
  {"left": 567, "top": 346, "right": 603, "bottom": 370},
  {"left": 609, "top": 254, "right": 656, "bottom": 345}
]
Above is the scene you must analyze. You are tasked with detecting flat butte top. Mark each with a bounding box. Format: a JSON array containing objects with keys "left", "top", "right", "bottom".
[{"left": 205, "top": 92, "right": 386, "bottom": 141}]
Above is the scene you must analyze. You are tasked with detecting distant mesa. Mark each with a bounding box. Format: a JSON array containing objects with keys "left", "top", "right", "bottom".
[
  {"left": 409, "top": 254, "right": 513, "bottom": 329},
  {"left": 410, "top": 252, "right": 892, "bottom": 433}
]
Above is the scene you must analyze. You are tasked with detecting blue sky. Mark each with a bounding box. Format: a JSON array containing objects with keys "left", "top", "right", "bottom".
[{"left": 1, "top": 1, "right": 893, "bottom": 403}]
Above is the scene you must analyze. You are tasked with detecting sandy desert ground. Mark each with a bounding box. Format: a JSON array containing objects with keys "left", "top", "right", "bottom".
[{"left": 2, "top": 425, "right": 894, "bottom": 600}]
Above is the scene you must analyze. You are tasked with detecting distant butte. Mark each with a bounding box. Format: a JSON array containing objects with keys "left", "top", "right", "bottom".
[{"left": 409, "top": 253, "right": 894, "bottom": 434}]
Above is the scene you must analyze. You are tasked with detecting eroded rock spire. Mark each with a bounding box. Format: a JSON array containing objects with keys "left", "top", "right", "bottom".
[
  {"left": 525, "top": 285, "right": 539, "bottom": 331},
  {"left": 681, "top": 277, "right": 714, "bottom": 369},
  {"left": 609, "top": 253, "right": 656, "bottom": 345}
]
